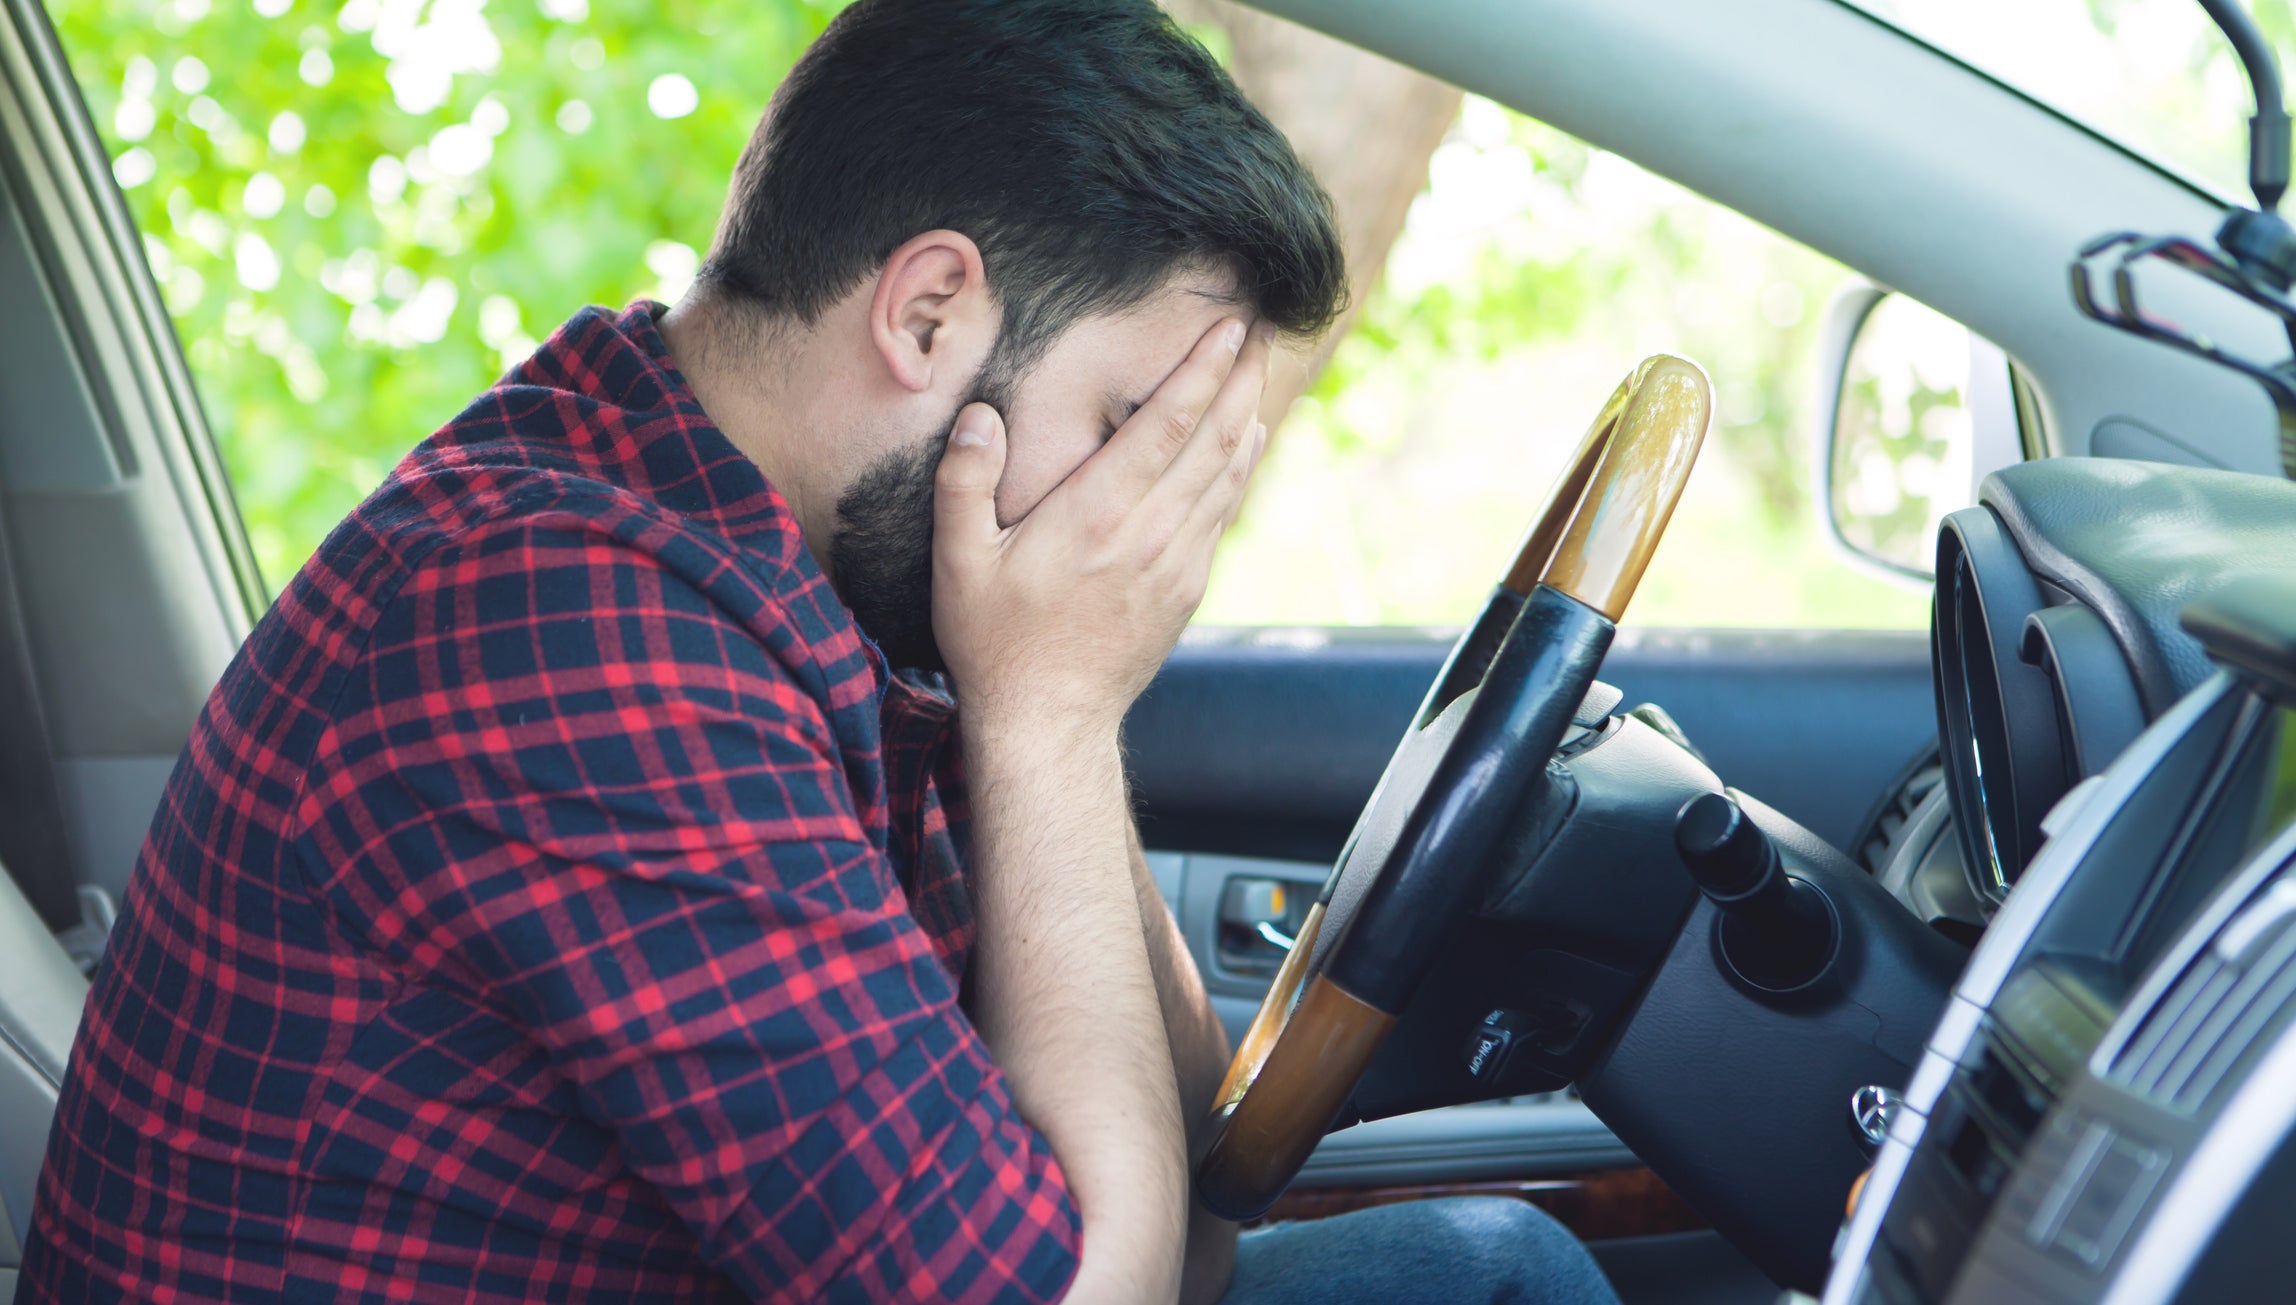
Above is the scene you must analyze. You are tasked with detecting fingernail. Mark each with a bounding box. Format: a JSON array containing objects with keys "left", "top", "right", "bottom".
[
  {"left": 1250, "top": 421, "right": 1267, "bottom": 447},
  {"left": 1254, "top": 321, "right": 1276, "bottom": 345},
  {"left": 951, "top": 407, "right": 993, "bottom": 448},
  {"left": 1224, "top": 320, "right": 1247, "bottom": 354}
]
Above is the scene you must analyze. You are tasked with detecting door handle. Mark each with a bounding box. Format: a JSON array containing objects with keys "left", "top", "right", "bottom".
[{"left": 1217, "top": 876, "right": 1313, "bottom": 974}]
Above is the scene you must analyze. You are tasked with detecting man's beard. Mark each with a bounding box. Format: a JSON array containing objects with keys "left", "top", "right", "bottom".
[
  {"left": 828, "top": 432, "right": 946, "bottom": 672},
  {"left": 827, "top": 373, "right": 1010, "bottom": 674}
]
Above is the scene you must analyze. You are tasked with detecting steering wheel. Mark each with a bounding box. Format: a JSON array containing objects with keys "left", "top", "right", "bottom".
[{"left": 1192, "top": 355, "right": 1712, "bottom": 1221}]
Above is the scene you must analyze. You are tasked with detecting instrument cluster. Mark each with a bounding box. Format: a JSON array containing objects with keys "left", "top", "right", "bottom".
[{"left": 1931, "top": 506, "right": 2147, "bottom": 913}]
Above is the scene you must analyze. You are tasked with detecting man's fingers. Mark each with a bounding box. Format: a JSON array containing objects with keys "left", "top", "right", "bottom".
[
  {"left": 1188, "top": 417, "right": 1267, "bottom": 545},
  {"left": 934, "top": 403, "right": 1009, "bottom": 552},
  {"left": 1217, "top": 420, "right": 1270, "bottom": 534},
  {"left": 1146, "top": 321, "right": 1274, "bottom": 532},
  {"left": 1086, "top": 317, "right": 1247, "bottom": 504},
  {"left": 1167, "top": 418, "right": 1263, "bottom": 614}
]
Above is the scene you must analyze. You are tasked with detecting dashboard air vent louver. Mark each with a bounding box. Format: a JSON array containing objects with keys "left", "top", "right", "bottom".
[{"left": 2111, "top": 876, "right": 2296, "bottom": 1113}]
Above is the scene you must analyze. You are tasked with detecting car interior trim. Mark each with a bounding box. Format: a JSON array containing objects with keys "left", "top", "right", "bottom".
[
  {"left": 1824, "top": 665, "right": 2294, "bottom": 1302},
  {"left": 0, "top": 0, "right": 258, "bottom": 918},
  {"left": 2178, "top": 572, "right": 2296, "bottom": 704},
  {"left": 1291, "top": 1096, "right": 1632, "bottom": 1188},
  {"left": 1258, "top": 1166, "right": 1707, "bottom": 1243},
  {"left": 2090, "top": 772, "right": 2296, "bottom": 1082},
  {"left": 1822, "top": 675, "right": 2239, "bottom": 1305},
  {"left": 2019, "top": 604, "right": 2148, "bottom": 783},
  {"left": 2105, "top": 693, "right": 2272, "bottom": 962},
  {"left": 2103, "top": 986, "right": 2296, "bottom": 1304},
  {"left": 0, "top": 0, "right": 262, "bottom": 617},
  {"left": 1934, "top": 505, "right": 2071, "bottom": 898},
  {"left": 2096, "top": 821, "right": 2296, "bottom": 1305}
]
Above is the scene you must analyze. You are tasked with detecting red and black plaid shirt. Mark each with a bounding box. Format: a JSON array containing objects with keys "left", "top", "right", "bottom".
[{"left": 22, "top": 303, "right": 1081, "bottom": 1303}]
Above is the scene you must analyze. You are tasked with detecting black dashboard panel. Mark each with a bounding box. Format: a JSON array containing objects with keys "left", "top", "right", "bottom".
[
  {"left": 1980, "top": 459, "right": 2296, "bottom": 716},
  {"left": 1829, "top": 679, "right": 2286, "bottom": 1304},
  {"left": 1926, "top": 459, "right": 2296, "bottom": 917}
]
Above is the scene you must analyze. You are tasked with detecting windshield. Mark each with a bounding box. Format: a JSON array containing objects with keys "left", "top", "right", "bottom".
[{"left": 1846, "top": 0, "right": 2293, "bottom": 204}]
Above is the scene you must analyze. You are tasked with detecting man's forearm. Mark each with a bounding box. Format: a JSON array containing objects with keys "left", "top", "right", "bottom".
[
  {"left": 1125, "top": 826, "right": 1233, "bottom": 1126},
  {"left": 1125, "top": 826, "right": 1239, "bottom": 1305},
  {"left": 930, "top": 311, "right": 1278, "bottom": 1301},
  {"left": 964, "top": 716, "right": 1186, "bottom": 1303}
]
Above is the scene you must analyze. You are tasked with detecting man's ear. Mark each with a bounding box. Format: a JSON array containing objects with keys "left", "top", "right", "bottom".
[{"left": 867, "top": 229, "right": 993, "bottom": 395}]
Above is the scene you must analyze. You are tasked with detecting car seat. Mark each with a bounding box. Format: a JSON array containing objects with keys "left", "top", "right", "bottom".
[{"left": 0, "top": 865, "right": 89, "bottom": 1295}]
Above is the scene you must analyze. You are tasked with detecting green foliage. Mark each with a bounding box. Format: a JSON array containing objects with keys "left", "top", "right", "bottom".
[
  {"left": 46, "top": 0, "right": 850, "bottom": 586},
  {"left": 53, "top": 2, "right": 1924, "bottom": 629}
]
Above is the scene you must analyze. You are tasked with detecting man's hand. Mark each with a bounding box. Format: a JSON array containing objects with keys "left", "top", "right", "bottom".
[
  {"left": 932, "top": 317, "right": 1274, "bottom": 736},
  {"left": 933, "top": 317, "right": 1274, "bottom": 1303}
]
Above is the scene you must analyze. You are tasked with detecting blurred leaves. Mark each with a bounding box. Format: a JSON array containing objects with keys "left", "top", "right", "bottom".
[
  {"left": 54, "top": 0, "right": 1925, "bottom": 628},
  {"left": 47, "top": 0, "right": 851, "bottom": 585}
]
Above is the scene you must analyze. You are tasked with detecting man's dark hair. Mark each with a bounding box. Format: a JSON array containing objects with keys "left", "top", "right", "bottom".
[{"left": 699, "top": 0, "right": 1347, "bottom": 375}]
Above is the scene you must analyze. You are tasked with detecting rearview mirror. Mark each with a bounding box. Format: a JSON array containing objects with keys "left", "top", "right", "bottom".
[{"left": 1815, "top": 285, "right": 1975, "bottom": 583}]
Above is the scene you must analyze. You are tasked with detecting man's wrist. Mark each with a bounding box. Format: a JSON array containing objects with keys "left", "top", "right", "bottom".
[{"left": 959, "top": 697, "right": 1124, "bottom": 767}]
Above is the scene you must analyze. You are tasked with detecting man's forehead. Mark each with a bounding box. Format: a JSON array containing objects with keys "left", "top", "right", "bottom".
[{"left": 1063, "top": 274, "right": 1253, "bottom": 413}]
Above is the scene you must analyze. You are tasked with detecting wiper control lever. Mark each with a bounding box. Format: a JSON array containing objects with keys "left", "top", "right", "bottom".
[{"left": 1675, "top": 792, "right": 1839, "bottom": 994}]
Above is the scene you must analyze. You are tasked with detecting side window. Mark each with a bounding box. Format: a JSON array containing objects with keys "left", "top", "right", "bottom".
[
  {"left": 1199, "top": 98, "right": 1937, "bottom": 630},
  {"left": 50, "top": 1, "right": 1953, "bottom": 628}
]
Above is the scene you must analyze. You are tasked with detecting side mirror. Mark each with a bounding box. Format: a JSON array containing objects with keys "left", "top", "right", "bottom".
[{"left": 1814, "top": 284, "right": 1977, "bottom": 583}]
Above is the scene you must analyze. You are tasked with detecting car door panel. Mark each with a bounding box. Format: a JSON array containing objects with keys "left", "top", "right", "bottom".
[{"left": 1127, "top": 624, "right": 1933, "bottom": 867}]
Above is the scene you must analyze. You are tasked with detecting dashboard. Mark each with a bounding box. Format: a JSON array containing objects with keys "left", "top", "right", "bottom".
[
  {"left": 1871, "top": 459, "right": 2296, "bottom": 940},
  {"left": 1826, "top": 459, "right": 2296, "bottom": 1304}
]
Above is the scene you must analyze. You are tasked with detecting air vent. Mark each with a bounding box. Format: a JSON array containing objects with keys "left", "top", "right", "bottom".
[
  {"left": 1853, "top": 755, "right": 1943, "bottom": 874},
  {"left": 2112, "top": 875, "right": 2296, "bottom": 1112}
]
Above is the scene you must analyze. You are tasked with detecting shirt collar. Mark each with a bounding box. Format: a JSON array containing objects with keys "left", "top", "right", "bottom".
[
  {"left": 510, "top": 300, "right": 811, "bottom": 570},
  {"left": 503, "top": 301, "right": 905, "bottom": 695}
]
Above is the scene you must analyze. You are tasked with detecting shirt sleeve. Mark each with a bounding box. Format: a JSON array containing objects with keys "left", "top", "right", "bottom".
[{"left": 292, "top": 517, "right": 1081, "bottom": 1303}]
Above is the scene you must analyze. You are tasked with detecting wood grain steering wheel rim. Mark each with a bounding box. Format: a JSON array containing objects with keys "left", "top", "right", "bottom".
[{"left": 1192, "top": 355, "right": 1712, "bottom": 1221}]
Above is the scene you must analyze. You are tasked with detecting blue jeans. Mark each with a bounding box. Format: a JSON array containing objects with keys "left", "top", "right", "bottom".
[{"left": 1220, "top": 1197, "right": 1623, "bottom": 1304}]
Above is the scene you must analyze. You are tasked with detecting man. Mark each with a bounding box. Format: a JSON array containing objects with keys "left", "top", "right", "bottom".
[{"left": 23, "top": 1, "right": 1619, "bottom": 1301}]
